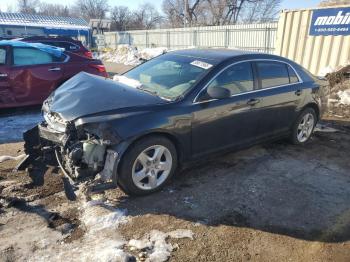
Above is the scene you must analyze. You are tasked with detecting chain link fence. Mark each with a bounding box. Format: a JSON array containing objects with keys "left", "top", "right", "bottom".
[{"left": 102, "top": 22, "right": 278, "bottom": 54}]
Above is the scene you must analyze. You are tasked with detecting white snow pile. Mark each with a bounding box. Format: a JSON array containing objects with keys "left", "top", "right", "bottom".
[
  {"left": 319, "top": 62, "right": 350, "bottom": 77},
  {"left": 28, "top": 200, "right": 132, "bottom": 262},
  {"left": 0, "top": 154, "right": 25, "bottom": 163},
  {"left": 97, "top": 45, "right": 167, "bottom": 66},
  {"left": 128, "top": 229, "right": 194, "bottom": 262},
  {"left": 337, "top": 89, "right": 350, "bottom": 105},
  {"left": 81, "top": 199, "right": 129, "bottom": 233}
]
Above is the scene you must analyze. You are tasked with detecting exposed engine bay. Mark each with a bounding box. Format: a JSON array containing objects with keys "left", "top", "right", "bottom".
[{"left": 19, "top": 118, "right": 119, "bottom": 187}]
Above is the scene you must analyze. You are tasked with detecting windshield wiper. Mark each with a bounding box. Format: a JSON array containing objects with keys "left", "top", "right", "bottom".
[
  {"left": 136, "top": 86, "right": 173, "bottom": 101},
  {"left": 136, "top": 86, "right": 158, "bottom": 96}
]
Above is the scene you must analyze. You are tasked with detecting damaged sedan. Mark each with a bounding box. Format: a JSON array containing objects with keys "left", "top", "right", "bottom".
[{"left": 19, "top": 49, "right": 325, "bottom": 195}]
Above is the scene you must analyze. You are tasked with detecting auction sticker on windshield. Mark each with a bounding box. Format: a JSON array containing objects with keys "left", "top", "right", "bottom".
[{"left": 190, "top": 60, "right": 213, "bottom": 69}]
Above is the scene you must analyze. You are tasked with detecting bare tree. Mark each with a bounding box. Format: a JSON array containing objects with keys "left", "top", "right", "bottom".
[
  {"left": 38, "top": 3, "right": 70, "bottom": 17},
  {"left": 162, "top": 0, "right": 206, "bottom": 27},
  {"left": 240, "top": 0, "right": 281, "bottom": 23},
  {"left": 162, "top": 0, "right": 186, "bottom": 27},
  {"left": 17, "top": 0, "right": 39, "bottom": 14},
  {"left": 130, "top": 3, "right": 163, "bottom": 30},
  {"left": 111, "top": 6, "right": 131, "bottom": 31},
  {"left": 184, "top": 0, "right": 201, "bottom": 26},
  {"left": 73, "top": 0, "right": 109, "bottom": 21}
]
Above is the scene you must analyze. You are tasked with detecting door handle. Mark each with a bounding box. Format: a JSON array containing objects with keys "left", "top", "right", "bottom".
[
  {"left": 0, "top": 73, "right": 8, "bottom": 77},
  {"left": 247, "top": 98, "right": 260, "bottom": 106},
  {"left": 295, "top": 90, "right": 302, "bottom": 96},
  {"left": 48, "top": 67, "right": 61, "bottom": 71}
]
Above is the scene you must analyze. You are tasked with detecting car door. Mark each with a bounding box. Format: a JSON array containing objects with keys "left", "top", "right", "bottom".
[
  {"left": 0, "top": 45, "right": 13, "bottom": 106},
  {"left": 7, "top": 46, "right": 64, "bottom": 106},
  {"left": 251, "top": 60, "right": 304, "bottom": 137},
  {"left": 191, "top": 61, "right": 263, "bottom": 157}
]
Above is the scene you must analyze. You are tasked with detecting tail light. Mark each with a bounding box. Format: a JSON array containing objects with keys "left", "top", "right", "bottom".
[
  {"left": 89, "top": 64, "right": 108, "bottom": 77},
  {"left": 84, "top": 51, "right": 93, "bottom": 58}
]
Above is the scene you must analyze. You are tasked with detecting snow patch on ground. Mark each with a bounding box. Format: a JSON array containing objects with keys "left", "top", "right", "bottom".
[
  {"left": 28, "top": 199, "right": 132, "bottom": 262},
  {"left": 128, "top": 229, "right": 194, "bottom": 262},
  {"left": 0, "top": 111, "right": 42, "bottom": 144},
  {"left": 0, "top": 154, "right": 25, "bottom": 163},
  {"left": 81, "top": 199, "right": 129, "bottom": 233},
  {"left": 97, "top": 45, "right": 167, "bottom": 66}
]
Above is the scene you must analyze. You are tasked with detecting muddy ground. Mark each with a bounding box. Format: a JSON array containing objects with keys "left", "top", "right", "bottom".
[
  {"left": 1, "top": 121, "right": 350, "bottom": 262},
  {"left": 1, "top": 63, "right": 350, "bottom": 261}
]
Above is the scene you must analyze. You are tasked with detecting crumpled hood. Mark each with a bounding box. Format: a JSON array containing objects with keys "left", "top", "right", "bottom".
[{"left": 45, "top": 72, "right": 166, "bottom": 121}]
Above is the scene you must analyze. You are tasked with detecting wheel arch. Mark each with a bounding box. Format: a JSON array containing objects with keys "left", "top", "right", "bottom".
[
  {"left": 117, "top": 131, "right": 184, "bottom": 172},
  {"left": 302, "top": 102, "right": 320, "bottom": 121}
]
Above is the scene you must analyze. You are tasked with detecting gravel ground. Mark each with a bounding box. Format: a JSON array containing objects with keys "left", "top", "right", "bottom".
[{"left": 1, "top": 122, "right": 350, "bottom": 261}]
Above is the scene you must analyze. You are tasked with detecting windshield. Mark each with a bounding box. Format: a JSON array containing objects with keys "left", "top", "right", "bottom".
[{"left": 124, "top": 54, "right": 212, "bottom": 100}]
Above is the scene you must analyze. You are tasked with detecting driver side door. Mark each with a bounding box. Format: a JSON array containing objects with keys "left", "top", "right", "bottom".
[{"left": 191, "top": 61, "right": 263, "bottom": 157}]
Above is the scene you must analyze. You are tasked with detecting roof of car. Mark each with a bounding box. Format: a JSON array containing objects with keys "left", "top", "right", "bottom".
[
  {"left": 0, "top": 40, "right": 63, "bottom": 57},
  {"left": 170, "top": 48, "right": 260, "bottom": 62}
]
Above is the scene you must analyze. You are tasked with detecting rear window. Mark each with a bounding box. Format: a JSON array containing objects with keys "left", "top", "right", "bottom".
[
  {"left": 0, "top": 47, "right": 6, "bottom": 65},
  {"left": 44, "top": 41, "right": 80, "bottom": 51},
  {"left": 13, "top": 47, "right": 64, "bottom": 66},
  {"left": 287, "top": 65, "right": 299, "bottom": 83},
  {"left": 256, "top": 61, "right": 290, "bottom": 88}
]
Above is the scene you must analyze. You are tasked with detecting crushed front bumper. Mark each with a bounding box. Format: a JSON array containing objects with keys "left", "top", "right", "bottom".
[{"left": 18, "top": 121, "right": 120, "bottom": 189}]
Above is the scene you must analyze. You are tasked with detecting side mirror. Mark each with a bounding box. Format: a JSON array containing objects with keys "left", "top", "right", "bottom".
[{"left": 207, "top": 86, "right": 231, "bottom": 99}]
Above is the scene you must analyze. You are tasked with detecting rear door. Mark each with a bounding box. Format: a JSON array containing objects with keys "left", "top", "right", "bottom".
[
  {"left": 251, "top": 60, "right": 304, "bottom": 137},
  {"left": 7, "top": 47, "right": 64, "bottom": 106}
]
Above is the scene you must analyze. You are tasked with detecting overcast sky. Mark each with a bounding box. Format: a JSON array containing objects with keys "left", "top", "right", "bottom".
[{"left": 0, "top": 0, "right": 322, "bottom": 13}]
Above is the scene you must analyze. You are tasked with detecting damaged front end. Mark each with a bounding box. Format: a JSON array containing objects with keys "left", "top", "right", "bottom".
[{"left": 18, "top": 111, "right": 120, "bottom": 191}]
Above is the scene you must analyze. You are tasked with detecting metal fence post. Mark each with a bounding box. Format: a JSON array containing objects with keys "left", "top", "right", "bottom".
[
  {"left": 167, "top": 31, "right": 170, "bottom": 49},
  {"left": 225, "top": 29, "right": 229, "bottom": 48},
  {"left": 267, "top": 27, "right": 271, "bottom": 54},
  {"left": 193, "top": 30, "right": 197, "bottom": 47},
  {"left": 145, "top": 31, "right": 149, "bottom": 48}
]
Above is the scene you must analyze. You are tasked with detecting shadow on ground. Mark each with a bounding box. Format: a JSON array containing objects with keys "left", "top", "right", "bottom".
[
  {"left": 2, "top": 122, "right": 350, "bottom": 244},
  {"left": 115, "top": 126, "right": 350, "bottom": 243}
]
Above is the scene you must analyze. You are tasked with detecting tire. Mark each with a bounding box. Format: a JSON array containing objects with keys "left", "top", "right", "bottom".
[
  {"left": 290, "top": 107, "right": 317, "bottom": 145},
  {"left": 117, "top": 136, "right": 178, "bottom": 196}
]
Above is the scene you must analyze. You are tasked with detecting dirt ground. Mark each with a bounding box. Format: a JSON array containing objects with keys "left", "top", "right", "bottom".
[
  {"left": 1, "top": 63, "right": 350, "bottom": 261},
  {"left": 1, "top": 120, "right": 350, "bottom": 262}
]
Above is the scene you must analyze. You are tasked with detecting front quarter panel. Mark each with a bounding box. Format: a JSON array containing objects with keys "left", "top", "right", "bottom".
[{"left": 78, "top": 104, "right": 193, "bottom": 162}]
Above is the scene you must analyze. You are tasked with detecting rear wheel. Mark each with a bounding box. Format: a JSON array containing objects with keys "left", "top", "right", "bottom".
[
  {"left": 290, "top": 108, "right": 316, "bottom": 145},
  {"left": 117, "top": 136, "right": 177, "bottom": 196}
]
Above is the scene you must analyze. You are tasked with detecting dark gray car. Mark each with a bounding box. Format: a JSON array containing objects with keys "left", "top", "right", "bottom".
[{"left": 20, "top": 49, "right": 326, "bottom": 196}]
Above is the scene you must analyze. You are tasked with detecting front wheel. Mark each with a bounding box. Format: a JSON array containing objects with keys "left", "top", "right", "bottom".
[
  {"left": 290, "top": 108, "right": 317, "bottom": 145},
  {"left": 117, "top": 136, "right": 178, "bottom": 196}
]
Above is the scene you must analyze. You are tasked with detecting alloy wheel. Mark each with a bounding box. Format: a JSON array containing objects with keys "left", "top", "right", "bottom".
[
  {"left": 132, "top": 145, "right": 173, "bottom": 190},
  {"left": 297, "top": 113, "right": 315, "bottom": 143}
]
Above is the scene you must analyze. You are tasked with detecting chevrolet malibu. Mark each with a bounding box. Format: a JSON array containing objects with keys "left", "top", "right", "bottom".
[{"left": 20, "top": 49, "right": 325, "bottom": 196}]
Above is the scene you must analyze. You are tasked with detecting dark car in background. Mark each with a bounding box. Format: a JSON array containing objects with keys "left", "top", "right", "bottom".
[
  {"left": 20, "top": 36, "right": 93, "bottom": 58},
  {"left": 21, "top": 49, "right": 324, "bottom": 196},
  {"left": 0, "top": 41, "right": 107, "bottom": 109}
]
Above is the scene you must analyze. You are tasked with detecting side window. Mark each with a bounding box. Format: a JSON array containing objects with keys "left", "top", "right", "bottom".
[
  {"left": 0, "top": 47, "right": 6, "bottom": 65},
  {"left": 287, "top": 65, "right": 299, "bottom": 83},
  {"left": 208, "top": 62, "right": 254, "bottom": 95},
  {"left": 256, "top": 62, "right": 290, "bottom": 88},
  {"left": 13, "top": 47, "right": 53, "bottom": 66}
]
